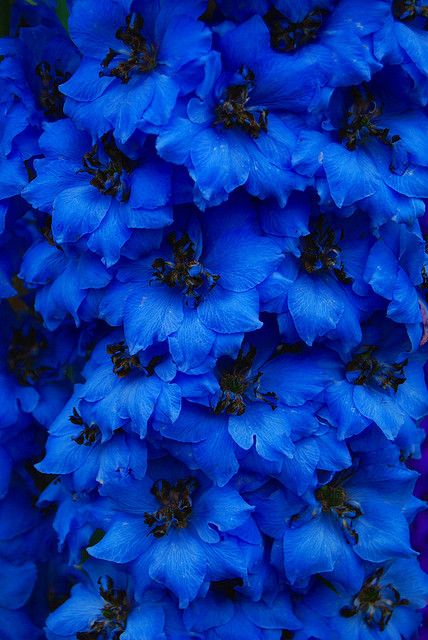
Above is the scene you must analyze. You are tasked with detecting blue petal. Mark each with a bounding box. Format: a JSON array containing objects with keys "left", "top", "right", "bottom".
[
  {"left": 168, "top": 308, "right": 215, "bottom": 371},
  {"left": 352, "top": 501, "right": 413, "bottom": 562},
  {"left": 129, "top": 162, "right": 171, "bottom": 210},
  {"left": 288, "top": 274, "right": 345, "bottom": 345},
  {"left": 229, "top": 404, "right": 294, "bottom": 461},
  {"left": 69, "top": 0, "right": 125, "bottom": 57},
  {"left": 198, "top": 287, "right": 262, "bottom": 334},
  {"left": 284, "top": 514, "right": 363, "bottom": 588},
  {"left": 101, "top": 77, "right": 156, "bottom": 143},
  {"left": 204, "top": 229, "right": 281, "bottom": 293},
  {"left": 89, "top": 517, "right": 148, "bottom": 563},
  {"left": 194, "top": 486, "right": 253, "bottom": 543},
  {"left": 190, "top": 128, "right": 250, "bottom": 201},
  {"left": 323, "top": 144, "right": 380, "bottom": 207},
  {"left": 46, "top": 583, "right": 102, "bottom": 635},
  {"left": 124, "top": 285, "right": 184, "bottom": 353},
  {"left": 326, "top": 381, "right": 369, "bottom": 440},
  {"left": 0, "top": 559, "right": 36, "bottom": 609},
  {"left": 142, "top": 73, "right": 179, "bottom": 129},
  {"left": 147, "top": 530, "right": 207, "bottom": 607},
  {"left": 122, "top": 605, "right": 166, "bottom": 640},
  {"left": 53, "top": 185, "right": 110, "bottom": 243},
  {"left": 353, "top": 386, "right": 405, "bottom": 439}
]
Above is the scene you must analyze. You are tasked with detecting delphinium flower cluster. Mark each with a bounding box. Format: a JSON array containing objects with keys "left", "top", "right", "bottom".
[{"left": 1, "top": 0, "right": 428, "bottom": 637}]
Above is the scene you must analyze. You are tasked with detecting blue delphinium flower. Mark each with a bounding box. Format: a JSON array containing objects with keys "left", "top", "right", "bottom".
[
  {"left": 363, "top": 218, "right": 426, "bottom": 331},
  {"left": 251, "top": 443, "right": 418, "bottom": 589},
  {"left": 23, "top": 119, "right": 173, "bottom": 266},
  {"left": 157, "top": 16, "right": 323, "bottom": 207},
  {"left": 259, "top": 195, "right": 377, "bottom": 347},
  {"left": 374, "top": 0, "right": 428, "bottom": 104},
  {"left": 61, "top": 0, "right": 212, "bottom": 142},
  {"left": 0, "top": 40, "right": 38, "bottom": 211},
  {"left": 302, "top": 557, "right": 428, "bottom": 640},
  {"left": 218, "top": 1, "right": 386, "bottom": 88},
  {"left": 46, "top": 561, "right": 169, "bottom": 640},
  {"left": 294, "top": 66, "right": 428, "bottom": 225},
  {"left": 88, "top": 456, "right": 260, "bottom": 607},
  {"left": 99, "top": 199, "right": 281, "bottom": 356},
  {"left": 183, "top": 570, "right": 302, "bottom": 639},
  {"left": 157, "top": 323, "right": 341, "bottom": 486},
  {"left": 324, "top": 316, "right": 428, "bottom": 440},
  {"left": 1, "top": 0, "right": 428, "bottom": 636},
  {"left": 16, "top": 18, "right": 80, "bottom": 122}
]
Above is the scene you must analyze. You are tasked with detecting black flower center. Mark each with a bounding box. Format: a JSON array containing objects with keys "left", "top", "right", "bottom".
[
  {"left": 316, "top": 477, "right": 362, "bottom": 542},
  {"left": 77, "top": 576, "right": 129, "bottom": 640},
  {"left": 300, "top": 219, "right": 352, "bottom": 284},
  {"left": 393, "top": 0, "right": 428, "bottom": 21},
  {"left": 144, "top": 478, "right": 197, "bottom": 538},
  {"left": 422, "top": 265, "right": 428, "bottom": 302},
  {"left": 152, "top": 232, "right": 220, "bottom": 303},
  {"left": 210, "top": 578, "right": 244, "bottom": 601},
  {"left": 79, "top": 133, "right": 134, "bottom": 202},
  {"left": 35, "top": 61, "right": 70, "bottom": 120},
  {"left": 214, "top": 346, "right": 277, "bottom": 416},
  {"left": 346, "top": 346, "right": 408, "bottom": 392},
  {"left": 214, "top": 67, "right": 268, "bottom": 138},
  {"left": 340, "top": 568, "right": 409, "bottom": 631},
  {"left": 339, "top": 87, "right": 400, "bottom": 151},
  {"left": 263, "top": 6, "right": 328, "bottom": 52},
  {"left": 99, "top": 13, "right": 157, "bottom": 84},
  {"left": 69, "top": 407, "right": 101, "bottom": 447},
  {"left": 106, "top": 341, "right": 141, "bottom": 377},
  {"left": 7, "top": 327, "right": 51, "bottom": 386}
]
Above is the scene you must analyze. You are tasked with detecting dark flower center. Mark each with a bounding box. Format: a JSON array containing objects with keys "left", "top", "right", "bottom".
[
  {"left": 106, "top": 341, "right": 141, "bottom": 377},
  {"left": 393, "top": 0, "right": 428, "bottom": 21},
  {"left": 316, "top": 478, "right": 362, "bottom": 542},
  {"left": 300, "top": 219, "right": 352, "bottom": 284},
  {"left": 79, "top": 133, "right": 134, "bottom": 202},
  {"left": 35, "top": 61, "right": 70, "bottom": 119},
  {"left": 39, "top": 214, "right": 62, "bottom": 249},
  {"left": 144, "top": 478, "right": 197, "bottom": 538},
  {"left": 76, "top": 576, "right": 129, "bottom": 640},
  {"left": 422, "top": 265, "right": 428, "bottom": 302},
  {"left": 339, "top": 87, "right": 401, "bottom": 151},
  {"left": 152, "top": 232, "right": 220, "bottom": 303},
  {"left": 99, "top": 13, "right": 157, "bottom": 84},
  {"left": 214, "top": 346, "right": 277, "bottom": 416},
  {"left": 69, "top": 407, "right": 101, "bottom": 447},
  {"left": 210, "top": 578, "right": 244, "bottom": 601},
  {"left": 263, "top": 6, "right": 328, "bottom": 52},
  {"left": 214, "top": 67, "right": 268, "bottom": 138},
  {"left": 346, "top": 345, "right": 408, "bottom": 392},
  {"left": 7, "top": 327, "right": 51, "bottom": 386},
  {"left": 340, "top": 568, "right": 409, "bottom": 630}
]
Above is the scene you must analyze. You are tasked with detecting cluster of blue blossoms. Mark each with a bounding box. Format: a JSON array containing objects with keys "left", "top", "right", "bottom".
[{"left": 1, "top": 0, "right": 428, "bottom": 637}]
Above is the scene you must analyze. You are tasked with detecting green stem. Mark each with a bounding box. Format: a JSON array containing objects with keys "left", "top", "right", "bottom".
[
  {"left": 56, "top": 0, "right": 69, "bottom": 30},
  {"left": 0, "top": 0, "right": 11, "bottom": 37}
]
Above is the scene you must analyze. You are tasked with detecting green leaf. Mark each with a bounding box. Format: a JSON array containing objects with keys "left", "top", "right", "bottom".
[
  {"left": 56, "top": 0, "right": 69, "bottom": 30},
  {"left": 0, "top": 0, "right": 12, "bottom": 37}
]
